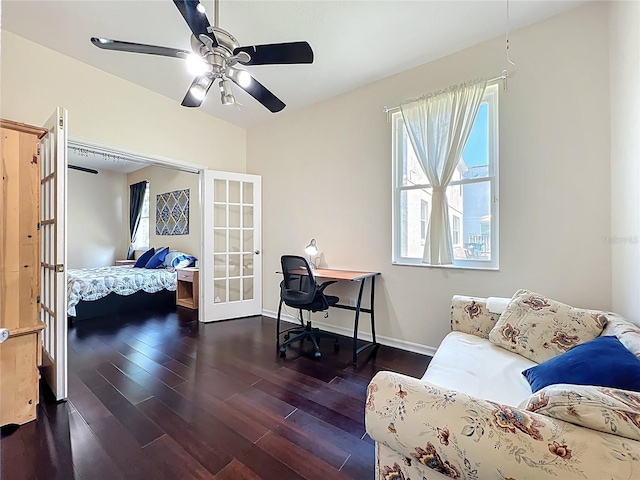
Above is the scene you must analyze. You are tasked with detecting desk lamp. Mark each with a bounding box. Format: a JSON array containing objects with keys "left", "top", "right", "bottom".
[{"left": 304, "top": 238, "right": 319, "bottom": 269}]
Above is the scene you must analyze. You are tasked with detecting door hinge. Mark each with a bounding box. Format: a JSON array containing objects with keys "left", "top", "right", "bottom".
[
  {"left": 55, "top": 264, "right": 64, "bottom": 273},
  {"left": 36, "top": 295, "right": 41, "bottom": 304},
  {"left": 59, "top": 117, "right": 64, "bottom": 129},
  {"left": 37, "top": 222, "right": 40, "bottom": 230},
  {"left": 37, "top": 144, "right": 41, "bottom": 155}
]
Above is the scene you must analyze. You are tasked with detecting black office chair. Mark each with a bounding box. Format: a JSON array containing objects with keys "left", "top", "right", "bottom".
[{"left": 276, "top": 255, "right": 340, "bottom": 358}]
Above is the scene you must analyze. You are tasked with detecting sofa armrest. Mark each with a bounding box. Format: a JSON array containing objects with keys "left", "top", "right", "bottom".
[
  {"left": 366, "top": 371, "right": 640, "bottom": 480},
  {"left": 450, "top": 295, "right": 499, "bottom": 338}
]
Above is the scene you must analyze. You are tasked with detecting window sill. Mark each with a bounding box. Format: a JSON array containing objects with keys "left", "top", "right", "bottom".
[{"left": 392, "top": 261, "right": 499, "bottom": 272}]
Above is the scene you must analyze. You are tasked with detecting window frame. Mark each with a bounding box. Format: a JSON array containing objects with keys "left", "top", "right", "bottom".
[{"left": 391, "top": 84, "right": 499, "bottom": 270}]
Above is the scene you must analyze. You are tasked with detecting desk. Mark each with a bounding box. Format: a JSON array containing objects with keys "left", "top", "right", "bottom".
[{"left": 278, "top": 268, "right": 381, "bottom": 364}]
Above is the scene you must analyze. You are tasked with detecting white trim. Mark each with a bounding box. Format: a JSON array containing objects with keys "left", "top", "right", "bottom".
[
  {"left": 263, "top": 309, "right": 438, "bottom": 357},
  {"left": 68, "top": 135, "right": 208, "bottom": 173}
]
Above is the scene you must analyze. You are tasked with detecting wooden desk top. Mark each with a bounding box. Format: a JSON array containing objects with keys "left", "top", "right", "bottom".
[{"left": 278, "top": 268, "right": 380, "bottom": 282}]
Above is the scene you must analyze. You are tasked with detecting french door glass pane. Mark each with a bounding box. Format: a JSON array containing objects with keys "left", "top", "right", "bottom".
[
  {"left": 229, "top": 205, "right": 241, "bottom": 228},
  {"left": 214, "top": 255, "right": 226, "bottom": 278},
  {"left": 214, "top": 280, "right": 226, "bottom": 303},
  {"left": 214, "top": 179, "right": 226, "bottom": 202},
  {"left": 243, "top": 182, "right": 253, "bottom": 204},
  {"left": 214, "top": 229, "right": 226, "bottom": 253},
  {"left": 242, "top": 254, "right": 254, "bottom": 275},
  {"left": 214, "top": 204, "right": 226, "bottom": 227},
  {"left": 229, "top": 181, "right": 241, "bottom": 203},
  {"left": 229, "top": 254, "right": 241, "bottom": 277},
  {"left": 243, "top": 278, "right": 254, "bottom": 300},
  {"left": 229, "top": 278, "right": 241, "bottom": 302}
]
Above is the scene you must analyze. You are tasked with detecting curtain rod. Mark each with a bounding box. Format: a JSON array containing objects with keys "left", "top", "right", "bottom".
[{"left": 382, "top": 70, "right": 510, "bottom": 114}]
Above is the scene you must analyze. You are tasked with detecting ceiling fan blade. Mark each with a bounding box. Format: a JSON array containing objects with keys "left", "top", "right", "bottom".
[
  {"left": 91, "top": 37, "right": 190, "bottom": 58},
  {"left": 172, "top": 0, "right": 218, "bottom": 47},
  {"left": 233, "top": 41, "right": 314, "bottom": 66},
  {"left": 230, "top": 75, "right": 285, "bottom": 113},
  {"left": 181, "top": 76, "right": 214, "bottom": 108}
]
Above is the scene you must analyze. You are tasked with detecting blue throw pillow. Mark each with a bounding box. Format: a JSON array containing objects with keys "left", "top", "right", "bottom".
[
  {"left": 145, "top": 247, "right": 169, "bottom": 269},
  {"left": 522, "top": 335, "right": 640, "bottom": 393},
  {"left": 133, "top": 248, "right": 155, "bottom": 268}
]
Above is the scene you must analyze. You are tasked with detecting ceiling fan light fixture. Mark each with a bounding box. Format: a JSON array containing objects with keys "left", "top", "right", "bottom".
[
  {"left": 219, "top": 79, "right": 236, "bottom": 106},
  {"left": 186, "top": 53, "right": 209, "bottom": 76},
  {"left": 236, "top": 69, "right": 252, "bottom": 88}
]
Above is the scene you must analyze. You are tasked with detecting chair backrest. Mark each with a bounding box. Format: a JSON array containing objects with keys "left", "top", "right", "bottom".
[{"left": 280, "top": 255, "right": 317, "bottom": 307}]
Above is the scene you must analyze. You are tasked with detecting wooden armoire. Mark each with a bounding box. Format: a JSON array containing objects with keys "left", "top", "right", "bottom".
[{"left": 1, "top": 119, "right": 47, "bottom": 426}]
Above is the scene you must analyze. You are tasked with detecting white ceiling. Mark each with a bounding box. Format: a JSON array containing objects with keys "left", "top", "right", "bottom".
[{"left": 2, "top": 0, "right": 588, "bottom": 128}]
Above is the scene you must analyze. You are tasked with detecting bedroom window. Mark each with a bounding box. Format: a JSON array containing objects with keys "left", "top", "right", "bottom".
[
  {"left": 133, "top": 184, "right": 150, "bottom": 249},
  {"left": 392, "top": 83, "right": 499, "bottom": 269}
]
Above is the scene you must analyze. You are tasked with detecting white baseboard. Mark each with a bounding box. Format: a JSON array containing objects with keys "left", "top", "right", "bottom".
[{"left": 262, "top": 309, "right": 438, "bottom": 357}]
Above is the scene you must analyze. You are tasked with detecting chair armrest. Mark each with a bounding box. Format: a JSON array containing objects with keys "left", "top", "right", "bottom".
[
  {"left": 450, "top": 295, "right": 499, "bottom": 339},
  {"left": 366, "top": 371, "right": 640, "bottom": 480},
  {"left": 317, "top": 280, "right": 337, "bottom": 293}
]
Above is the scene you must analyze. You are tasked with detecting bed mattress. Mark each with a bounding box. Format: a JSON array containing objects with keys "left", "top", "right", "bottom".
[{"left": 67, "top": 265, "right": 177, "bottom": 317}]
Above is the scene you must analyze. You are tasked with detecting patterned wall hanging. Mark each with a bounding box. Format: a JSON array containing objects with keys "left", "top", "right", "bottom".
[{"left": 156, "top": 188, "right": 190, "bottom": 235}]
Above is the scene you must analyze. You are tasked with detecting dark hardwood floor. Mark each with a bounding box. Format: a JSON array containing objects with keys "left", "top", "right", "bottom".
[{"left": 0, "top": 308, "right": 431, "bottom": 480}]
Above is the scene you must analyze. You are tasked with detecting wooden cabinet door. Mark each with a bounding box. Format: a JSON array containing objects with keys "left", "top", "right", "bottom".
[{"left": 1, "top": 121, "right": 43, "bottom": 331}]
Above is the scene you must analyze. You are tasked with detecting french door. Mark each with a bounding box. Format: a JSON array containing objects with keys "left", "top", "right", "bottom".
[
  {"left": 40, "top": 107, "right": 68, "bottom": 400},
  {"left": 201, "top": 170, "right": 262, "bottom": 321}
]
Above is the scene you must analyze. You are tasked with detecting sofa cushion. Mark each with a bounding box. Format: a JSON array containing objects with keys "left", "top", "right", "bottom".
[
  {"left": 521, "top": 383, "right": 640, "bottom": 442},
  {"left": 522, "top": 335, "right": 640, "bottom": 393},
  {"left": 602, "top": 313, "right": 640, "bottom": 359},
  {"left": 423, "top": 331, "right": 536, "bottom": 407},
  {"left": 488, "top": 289, "right": 608, "bottom": 363}
]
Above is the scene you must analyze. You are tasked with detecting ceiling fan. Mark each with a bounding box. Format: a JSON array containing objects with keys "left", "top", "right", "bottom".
[{"left": 91, "top": 0, "right": 314, "bottom": 112}]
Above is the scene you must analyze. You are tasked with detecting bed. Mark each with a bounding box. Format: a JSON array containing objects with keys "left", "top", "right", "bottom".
[{"left": 67, "top": 265, "right": 178, "bottom": 322}]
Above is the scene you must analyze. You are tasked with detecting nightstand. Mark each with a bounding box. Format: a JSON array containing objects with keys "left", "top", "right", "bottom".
[
  {"left": 176, "top": 267, "right": 199, "bottom": 309},
  {"left": 115, "top": 259, "right": 137, "bottom": 266}
]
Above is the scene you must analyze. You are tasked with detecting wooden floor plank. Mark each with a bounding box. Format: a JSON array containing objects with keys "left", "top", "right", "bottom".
[{"left": 2, "top": 310, "right": 432, "bottom": 480}]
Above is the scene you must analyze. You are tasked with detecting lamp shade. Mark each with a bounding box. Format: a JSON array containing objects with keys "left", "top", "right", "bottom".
[{"left": 304, "top": 238, "right": 318, "bottom": 256}]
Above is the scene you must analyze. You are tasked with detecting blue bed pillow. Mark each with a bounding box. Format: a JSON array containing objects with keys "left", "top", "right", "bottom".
[
  {"left": 133, "top": 248, "right": 155, "bottom": 268},
  {"left": 522, "top": 335, "right": 640, "bottom": 393},
  {"left": 145, "top": 247, "right": 169, "bottom": 269}
]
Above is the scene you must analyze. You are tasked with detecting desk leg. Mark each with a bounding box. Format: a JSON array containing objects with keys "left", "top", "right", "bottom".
[
  {"left": 352, "top": 279, "right": 366, "bottom": 365},
  {"left": 370, "top": 276, "right": 377, "bottom": 345}
]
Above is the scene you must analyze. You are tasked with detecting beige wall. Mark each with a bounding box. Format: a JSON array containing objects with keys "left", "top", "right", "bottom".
[
  {"left": 67, "top": 168, "right": 129, "bottom": 269},
  {"left": 127, "top": 166, "right": 200, "bottom": 258},
  {"left": 610, "top": 0, "right": 640, "bottom": 326},
  {"left": 247, "top": 3, "right": 612, "bottom": 351},
  {"left": 0, "top": 31, "right": 246, "bottom": 173}
]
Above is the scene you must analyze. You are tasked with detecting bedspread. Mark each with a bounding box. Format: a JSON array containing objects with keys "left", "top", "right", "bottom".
[{"left": 67, "top": 266, "right": 177, "bottom": 316}]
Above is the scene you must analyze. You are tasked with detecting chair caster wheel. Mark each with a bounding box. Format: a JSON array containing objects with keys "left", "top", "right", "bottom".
[
  {"left": 284, "top": 333, "right": 290, "bottom": 340},
  {"left": 279, "top": 349, "right": 286, "bottom": 358},
  {"left": 314, "top": 351, "right": 321, "bottom": 359}
]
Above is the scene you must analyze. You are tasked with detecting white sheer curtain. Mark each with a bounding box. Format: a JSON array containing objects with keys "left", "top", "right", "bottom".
[{"left": 400, "top": 79, "right": 487, "bottom": 265}]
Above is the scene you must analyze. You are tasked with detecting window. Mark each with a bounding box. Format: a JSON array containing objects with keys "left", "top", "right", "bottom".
[
  {"left": 133, "top": 184, "right": 150, "bottom": 250},
  {"left": 420, "top": 200, "right": 429, "bottom": 241},
  {"left": 451, "top": 215, "right": 460, "bottom": 245},
  {"left": 392, "top": 84, "right": 499, "bottom": 269}
]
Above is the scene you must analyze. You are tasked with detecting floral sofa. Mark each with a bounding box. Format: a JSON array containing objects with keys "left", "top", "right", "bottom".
[{"left": 365, "top": 293, "right": 640, "bottom": 480}]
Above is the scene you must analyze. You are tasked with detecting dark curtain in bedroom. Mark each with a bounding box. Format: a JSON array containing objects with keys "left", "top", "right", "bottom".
[{"left": 128, "top": 181, "right": 148, "bottom": 260}]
